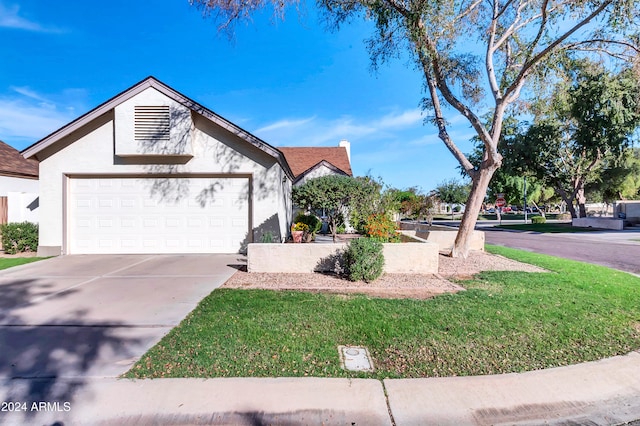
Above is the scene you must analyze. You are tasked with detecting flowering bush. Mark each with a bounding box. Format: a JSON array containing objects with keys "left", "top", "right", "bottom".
[
  {"left": 292, "top": 222, "right": 310, "bottom": 232},
  {"left": 294, "top": 213, "right": 322, "bottom": 235},
  {"left": 364, "top": 213, "right": 400, "bottom": 242}
]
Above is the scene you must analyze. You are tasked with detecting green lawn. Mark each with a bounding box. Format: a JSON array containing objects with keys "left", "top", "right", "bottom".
[
  {"left": 125, "top": 246, "right": 640, "bottom": 379},
  {"left": 480, "top": 213, "right": 567, "bottom": 221},
  {"left": 496, "top": 223, "right": 606, "bottom": 233},
  {"left": 0, "top": 257, "right": 44, "bottom": 270}
]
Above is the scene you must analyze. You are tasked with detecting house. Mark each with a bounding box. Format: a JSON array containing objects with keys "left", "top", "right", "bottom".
[
  {"left": 22, "top": 76, "right": 298, "bottom": 256},
  {"left": 278, "top": 141, "right": 352, "bottom": 186},
  {"left": 0, "top": 140, "right": 39, "bottom": 225}
]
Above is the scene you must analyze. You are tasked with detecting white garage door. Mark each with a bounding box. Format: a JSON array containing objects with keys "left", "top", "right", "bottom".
[{"left": 68, "top": 177, "right": 249, "bottom": 254}]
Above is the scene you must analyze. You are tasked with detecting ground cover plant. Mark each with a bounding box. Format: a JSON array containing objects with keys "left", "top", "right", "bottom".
[
  {"left": 496, "top": 223, "right": 609, "bottom": 233},
  {"left": 0, "top": 257, "right": 43, "bottom": 270},
  {"left": 126, "top": 246, "right": 640, "bottom": 379}
]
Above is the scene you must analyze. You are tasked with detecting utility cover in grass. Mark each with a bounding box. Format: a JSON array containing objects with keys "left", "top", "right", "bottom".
[{"left": 338, "top": 346, "right": 374, "bottom": 372}]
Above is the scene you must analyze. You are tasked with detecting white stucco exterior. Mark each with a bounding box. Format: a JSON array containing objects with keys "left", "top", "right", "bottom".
[
  {"left": 294, "top": 163, "right": 344, "bottom": 187},
  {"left": 0, "top": 176, "right": 39, "bottom": 224},
  {"left": 0, "top": 175, "right": 38, "bottom": 195},
  {"left": 30, "top": 83, "right": 292, "bottom": 255}
]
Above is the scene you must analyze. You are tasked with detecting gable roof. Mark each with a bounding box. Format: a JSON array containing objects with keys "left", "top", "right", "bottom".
[
  {"left": 278, "top": 147, "right": 352, "bottom": 180},
  {"left": 21, "top": 76, "right": 294, "bottom": 179},
  {"left": 0, "top": 140, "right": 38, "bottom": 179}
]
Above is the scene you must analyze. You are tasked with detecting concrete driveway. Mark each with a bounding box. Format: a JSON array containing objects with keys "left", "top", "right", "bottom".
[{"left": 0, "top": 254, "right": 242, "bottom": 383}]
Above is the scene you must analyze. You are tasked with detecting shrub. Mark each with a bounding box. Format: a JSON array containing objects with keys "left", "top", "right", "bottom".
[
  {"left": 531, "top": 216, "right": 547, "bottom": 224},
  {"left": 0, "top": 222, "right": 39, "bottom": 254},
  {"left": 343, "top": 237, "right": 384, "bottom": 282},
  {"left": 364, "top": 213, "right": 400, "bottom": 242},
  {"left": 294, "top": 213, "right": 322, "bottom": 235},
  {"left": 260, "top": 231, "right": 276, "bottom": 243}
]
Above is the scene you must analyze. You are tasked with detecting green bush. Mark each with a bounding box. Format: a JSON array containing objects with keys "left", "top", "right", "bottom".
[
  {"left": 260, "top": 231, "right": 275, "bottom": 243},
  {"left": 343, "top": 237, "right": 384, "bottom": 282},
  {"left": 531, "top": 216, "right": 547, "bottom": 224},
  {"left": 294, "top": 213, "right": 322, "bottom": 235},
  {"left": 0, "top": 222, "right": 39, "bottom": 254}
]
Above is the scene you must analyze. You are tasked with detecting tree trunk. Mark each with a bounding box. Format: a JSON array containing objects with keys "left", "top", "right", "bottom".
[
  {"left": 555, "top": 185, "right": 578, "bottom": 218},
  {"left": 451, "top": 167, "right": 496, "bottom": 258},
  {"left": 576, "top": 186, "right": 587, "bottom": 218},
  {"left": 530, "top": 199, "right": 545, "bottom": 218},
  {"left": 330, "top": 217, "right": 337, "bottom": 242}
]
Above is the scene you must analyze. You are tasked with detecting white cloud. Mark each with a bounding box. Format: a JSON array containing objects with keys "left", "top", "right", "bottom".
[
  {"left": 378, "top": 109, "right": 423, "bottom": 128},
  {"left": 254, "top": 116, "right": 316, "bottom": 134},
  {"left": 0, "top": 88, "right": 81, "bottom": 146},
  {"left": 0, "top": 3, "right": 63, "bottom": 33},
  {"left": 11, "top": 86, "right": 52, "bottom": 103},
  {"left": 253, "top": 108, "right": 424, "bottom": 147}
]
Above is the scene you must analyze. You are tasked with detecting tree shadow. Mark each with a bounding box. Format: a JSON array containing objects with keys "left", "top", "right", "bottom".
[{"left": 0, "top": 277, "right": 144, "bottom": 421}]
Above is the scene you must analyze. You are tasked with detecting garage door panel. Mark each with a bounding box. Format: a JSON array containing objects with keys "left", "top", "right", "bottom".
[{"left": 68, "top": 177, "right": 249, "bottom": 254}]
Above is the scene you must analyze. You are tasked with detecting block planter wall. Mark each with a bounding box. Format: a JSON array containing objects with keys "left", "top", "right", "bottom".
[
  {"left": 247, "top": 241, "right": 439, "bottom": 274},
  {"left": 397, "top": 223, "right": 485, "bottom": 252}
]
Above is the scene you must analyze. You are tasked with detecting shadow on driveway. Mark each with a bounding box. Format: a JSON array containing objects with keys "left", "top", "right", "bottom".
[
  {"left": 0, "top": 254, "right": 239, "bottom": 422},
  {"left": 0, "top": 277, "right": 144, "bottom": 421}
]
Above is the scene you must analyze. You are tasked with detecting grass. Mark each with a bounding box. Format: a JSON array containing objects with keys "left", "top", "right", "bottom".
[
  {"left": 0, "top": 257, "right": 44, "bottom": 270},
  {"left": 479, "top": 213, "right": 567, "bottom": 221},
  {"left": 496, "top": 223, "right": 607, "bottom": 233},
  {"left": 125, "top": 246, "right": 640, "bottom": 379}
]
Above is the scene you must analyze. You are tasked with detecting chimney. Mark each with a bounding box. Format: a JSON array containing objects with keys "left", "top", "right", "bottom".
[{"left": 339, "top": 139, "right": 351, "bottom": 163}]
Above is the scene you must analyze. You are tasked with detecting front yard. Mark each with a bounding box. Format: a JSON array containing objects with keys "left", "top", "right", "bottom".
[
  {"left": 0, "top": 257, "right": 44, "bottom": 270},
  {"left": 125, "top": 246, "right": 640, "bottom": 380}
]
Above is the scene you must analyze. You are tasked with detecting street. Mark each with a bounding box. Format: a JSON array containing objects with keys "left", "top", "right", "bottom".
[{"left": 482, "top": 226, "right": 640, "bottom": 276}]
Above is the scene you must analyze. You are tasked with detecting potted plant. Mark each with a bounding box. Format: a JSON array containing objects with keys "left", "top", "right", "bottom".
[{"left": 291, "top": 222, "right": 309, "bottom": 243}]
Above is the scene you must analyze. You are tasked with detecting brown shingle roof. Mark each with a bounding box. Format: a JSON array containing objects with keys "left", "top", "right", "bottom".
[
  {"left": 0, "top": 140, "right": 38, "bottom": 178},
  {"left": 278, "top": 147, "right": 352, "bottom": 179}
]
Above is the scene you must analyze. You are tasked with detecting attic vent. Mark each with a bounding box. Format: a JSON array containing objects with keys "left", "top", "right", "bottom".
[{"left": 134, "top": 106, "right": 170, "bottom": 141}]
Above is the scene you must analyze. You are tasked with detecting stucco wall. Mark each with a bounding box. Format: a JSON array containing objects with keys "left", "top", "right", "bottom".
[
  {"left": 398, "top": 223, "right": 485, "bottom": 252},
  {"left": 248, "top": 241, "right": 439, "bottom": 274},
  {"left": 294, "top": 164, "right": 339, "bottom": 187},
  {"left": 114, "top": 88, "right": 192, "bottom": 156},
  {"left": 37, "top": 87, "right": 290, "bottom": 254},
  {"left": 615, "top": 201, "right": 640, "bottom": 223},
  {"left": 7, "top": 192, "right": 38, "bottom": 223},
  {"left": 572, "top": 217, "right": 624, "bottom": 230},
  {"left": 0, "top": 176, "right": 38, "bottom": 196}
]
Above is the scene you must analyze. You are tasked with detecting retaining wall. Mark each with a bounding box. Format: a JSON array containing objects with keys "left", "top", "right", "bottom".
[
  {"left": 397, "top": 223, "right": 485, "bottom": 252},
  {"left": 572, "top": 217, "right": 624, "bottom": 230},
  {"left": 247, "top": 241, "right": 439, "bottom": 274}
]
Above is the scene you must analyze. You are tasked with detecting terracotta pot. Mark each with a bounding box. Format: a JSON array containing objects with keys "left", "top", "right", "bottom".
[{"left": 292, "top": 230, "right": 304, "bottom": 243}]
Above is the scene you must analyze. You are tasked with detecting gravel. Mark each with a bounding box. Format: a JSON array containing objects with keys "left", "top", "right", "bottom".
[{"left": 222, "top": 251, "right": 546, "bottom": 299}]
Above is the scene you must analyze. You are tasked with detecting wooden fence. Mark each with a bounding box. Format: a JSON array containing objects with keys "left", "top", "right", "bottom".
[{"left": 0, "top": 197, "right": 7, "bottom": 225}]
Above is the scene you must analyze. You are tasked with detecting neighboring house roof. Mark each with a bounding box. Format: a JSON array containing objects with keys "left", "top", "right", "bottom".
[
  {"left": 278, "top": 147, "right": 353, "bottom": 180},
  {"left": 21, "top": 76, "right": 294, "bottom": 180},
  {"left": 0, "top": 140, "right": 38, "bottom": 179}
]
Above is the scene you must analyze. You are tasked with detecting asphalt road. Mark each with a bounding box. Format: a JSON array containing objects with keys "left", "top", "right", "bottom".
[{"left": 483, "top": 227, "right": 640, "bottom": 276}]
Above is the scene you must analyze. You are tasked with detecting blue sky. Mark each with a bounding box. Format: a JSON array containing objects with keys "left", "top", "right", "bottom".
[{"left": 0, "top": 0, "right": 476, "bottom": 191}]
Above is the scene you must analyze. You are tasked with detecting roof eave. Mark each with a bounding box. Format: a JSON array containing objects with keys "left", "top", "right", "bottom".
[{"left": 20, "top": 77, "right": 295, "bottom": 180}]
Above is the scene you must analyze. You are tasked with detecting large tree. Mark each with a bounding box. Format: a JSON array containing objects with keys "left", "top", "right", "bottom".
[
  {"left": 504, "top": 63, "right": 640, "bottom": 218},
  {"left": 191, "top": 0, "right": 639, "bottom": 257},
  {"left": 587, "top": 147, "right": 640, "bottom": 203}
]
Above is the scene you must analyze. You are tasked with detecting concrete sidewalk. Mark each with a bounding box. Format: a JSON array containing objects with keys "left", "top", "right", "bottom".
[{"left": 1, "top": 351, "right": 639, "bottom": 425}]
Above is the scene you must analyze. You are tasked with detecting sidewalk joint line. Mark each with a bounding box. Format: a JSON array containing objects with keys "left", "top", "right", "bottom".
[{"left": 380, "top": 379, "right": 397, "bottom": 426}]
